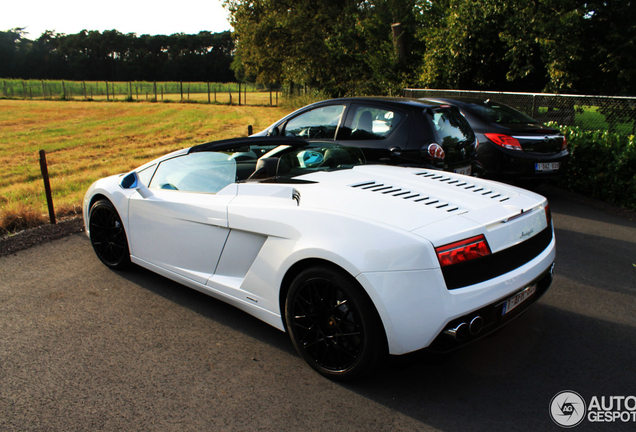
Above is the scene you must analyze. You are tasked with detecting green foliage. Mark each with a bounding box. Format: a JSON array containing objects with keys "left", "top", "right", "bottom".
[
  {"left": 417, "top": 0, "right": 510, "bottom": 90},
  {"left": 416, "top": 0, "right": 587, "bottom": 92},
  {"left": 415, "top": 0, "right": 636, "bottom": 95},
  {"left": 224, "top": 0, "right": 421, "bottom": 96},
  {"left": 279, "top": 88, "right": 333, "bottom": 111},
  {"left": 0, "top": 29, "right": 234, "bottom": 82},
  {"left": 557, "top": 125, "right": 636, "bottom": 209},
  {"left": 4, "top": 1, "right": 635, "bottom": 98}
]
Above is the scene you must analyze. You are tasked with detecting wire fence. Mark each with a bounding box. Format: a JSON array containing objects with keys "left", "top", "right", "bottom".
[
  {"left": 0, "top": 80, "right": 285, "bottom": 106},
  {"left": 403, "top": 89, "right": 636, "bottom": 134}
]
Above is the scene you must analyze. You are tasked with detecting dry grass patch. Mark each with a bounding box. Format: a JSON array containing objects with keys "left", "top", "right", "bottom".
[{"left": 0, "top": 99, "right": 291, "bottom": 234}]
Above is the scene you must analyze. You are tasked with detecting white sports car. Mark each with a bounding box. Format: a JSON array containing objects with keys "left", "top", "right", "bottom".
[{"left": 84, "top": 136, "right": 555, "bottom": 380}]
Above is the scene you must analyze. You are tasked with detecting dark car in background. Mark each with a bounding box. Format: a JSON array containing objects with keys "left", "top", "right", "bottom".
[
  {"left": 419, "top": 98, "right": 569, "bottom": 182},
  {"left": 253, "top": 97, "right": 482, "bottom": 176}
]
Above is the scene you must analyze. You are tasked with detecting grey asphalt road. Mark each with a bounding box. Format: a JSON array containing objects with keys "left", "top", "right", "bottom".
[{"left": 1, "top": 186, "right": 635, "bottom": 431}]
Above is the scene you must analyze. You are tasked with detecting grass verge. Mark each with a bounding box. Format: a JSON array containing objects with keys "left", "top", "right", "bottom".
[{"left": 0, "top": 99, "right": 291, "bottom": 234}]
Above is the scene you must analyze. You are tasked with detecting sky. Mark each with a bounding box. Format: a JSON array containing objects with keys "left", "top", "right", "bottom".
[{"left": 2, "top": 0, "right": 233, "bottom": 40}]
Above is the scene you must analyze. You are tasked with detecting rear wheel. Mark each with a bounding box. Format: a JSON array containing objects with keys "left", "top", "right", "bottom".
[
  {"left": 285, "top": 265, "right": 387, "bottom": 380},
  {"left": 89, "top": 199, "right": 131, "bottom": 270}
]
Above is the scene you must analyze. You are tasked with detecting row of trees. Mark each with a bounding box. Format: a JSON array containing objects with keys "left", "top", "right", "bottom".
[
  {"left": 225, "top": 0, "right": 635, "bottom": 97},
  {"left": 0, "top": 29, "right": 235, "bottom": 82},
  {"left": 1, "top": 1, "right": 634, "bottom": 97}
]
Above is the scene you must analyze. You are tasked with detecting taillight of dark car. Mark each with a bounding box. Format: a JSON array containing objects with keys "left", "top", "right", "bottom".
[
  {"left": 484, "top": 133, "right": 522, "bottom": 151},
  {"left": 561, "top": 136, "right": 568, "bottom": 150},
  {"left": 427, "top": 143, "right": 445, "bottom": 160},
  {"left": 436, "top": 235, "right": 491, "bottom": 267}
]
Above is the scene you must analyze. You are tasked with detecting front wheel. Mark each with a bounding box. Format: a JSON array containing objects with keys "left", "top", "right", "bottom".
[
  {"left": 89, "top": 199, "right": 131, "bottom": 270},
  {"left": 285, "top": 265, "right": 387, "bottom": 380}
]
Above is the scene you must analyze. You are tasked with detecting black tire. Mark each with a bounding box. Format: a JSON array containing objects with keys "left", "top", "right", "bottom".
[
  {"left": 89, "top": 199, "right": 131, "bottom": 270},
  {"left": 285, "top": 265, "right": 387, "bottom": 380}
]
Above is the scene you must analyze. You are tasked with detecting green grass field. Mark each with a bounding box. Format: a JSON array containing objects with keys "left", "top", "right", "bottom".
[{"left": 0, "top": 99, "right": 291, "bottom": 233}]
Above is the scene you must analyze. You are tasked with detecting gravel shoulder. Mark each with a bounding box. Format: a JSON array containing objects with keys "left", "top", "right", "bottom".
[{"left": 0, "top": 216, "right": 85, "bottom": 258}]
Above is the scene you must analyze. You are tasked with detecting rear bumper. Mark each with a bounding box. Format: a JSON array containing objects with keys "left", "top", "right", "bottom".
[
  {"left": 357, "top": 230, "right": 556, "bottom": 355},
  {"left": 425, "top": 263, "right": 554, "bottom": 353},
  {"left": 478, "top": 142, "right": 569, "bottom": 180}
]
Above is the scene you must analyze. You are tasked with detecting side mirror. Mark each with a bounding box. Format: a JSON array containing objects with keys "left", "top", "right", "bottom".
[
  {"left": 120, "top": 172, "right": 139, "bottom": 189},
  {"left": 267, "top": 126, "right": 281, "bottom": 137},
  {"left": 120, "top": 171, "right": 152, "bottom": 198}
]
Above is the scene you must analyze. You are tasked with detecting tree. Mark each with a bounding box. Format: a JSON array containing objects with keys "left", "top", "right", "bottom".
[
  {"left": 498, "top": 0, "right": 586, "bottom": 93},
  {"left": 0, "top": 29, "right": 234, "bottom": 82},
  {"left": 224, "top": 0, "right": 421, "bottom": 96},
  {"left": 577, "top": 0, "right": 636, "bottom": 95},
  {"left": 416, "top": 0, "right": 512, "bottom": 90},
  {"left": 0, "top": 28, "right": 30, "bottom": 78}
]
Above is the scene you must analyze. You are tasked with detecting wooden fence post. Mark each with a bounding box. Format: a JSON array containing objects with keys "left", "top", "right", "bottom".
[{"left": 39, "top": 150, "right": 56, "bottom": 225}]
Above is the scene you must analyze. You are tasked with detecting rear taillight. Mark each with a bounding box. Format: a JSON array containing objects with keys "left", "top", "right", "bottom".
[
  {"left": 484, "top": 133, "right": 522, "bottom": 151},
  {"left": 561, "top": 136, "right": 568, "bottom": 150},
  {"left": 545, "top": 203, "right": 551, "bottom": 225},
  {"left": 436, "top": 235, "right": 491, "bottom": 267},
  {"left": 428, "top": 143, "right": 445, "bottom": 160}
]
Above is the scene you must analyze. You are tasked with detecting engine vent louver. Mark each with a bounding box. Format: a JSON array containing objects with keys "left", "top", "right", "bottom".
[
  {"left": 351, "top": 181, "right": 464, "bottom": 213},
  {"left": 414, "top": 171, "right": 511, "bottom": 202}
]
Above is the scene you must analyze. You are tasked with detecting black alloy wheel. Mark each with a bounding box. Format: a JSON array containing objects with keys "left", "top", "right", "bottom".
[
  {"left": 285, "top": 265, "right": 386, "bottom": 380},
  {"left": 89, "top": 199, "right": 131, "bottom": 270}
]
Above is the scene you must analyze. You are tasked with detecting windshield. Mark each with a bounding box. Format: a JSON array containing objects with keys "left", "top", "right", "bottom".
[{"left": 470, "top": 102, "right": 539, "bottom": 124}]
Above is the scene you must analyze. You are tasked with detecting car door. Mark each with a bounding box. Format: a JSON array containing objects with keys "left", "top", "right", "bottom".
[
  {"left": 127, "top": 152, "right": 237, "bottom": 285},
  {"left": 335, "top": 102, "right": 416, "bottom": 164}
]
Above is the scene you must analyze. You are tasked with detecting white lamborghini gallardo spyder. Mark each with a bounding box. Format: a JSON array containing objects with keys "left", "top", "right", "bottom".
[{"left": 84, "top": 136, "right": 555, "bottom": 380}]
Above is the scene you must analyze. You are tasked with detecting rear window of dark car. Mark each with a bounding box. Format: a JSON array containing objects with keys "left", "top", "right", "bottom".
[
  {"left": 470, "top": 103, "right": 539, "bottom": 124},
  {"left": 426, "top": 108, "right": 475, "bottom": 146}
]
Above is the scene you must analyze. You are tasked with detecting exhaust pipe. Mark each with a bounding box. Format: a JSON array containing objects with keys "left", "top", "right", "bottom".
[
  {"left": 444, "top": 316, "right": 484, "bottom": 341},
  {"left": 469, "top": 316, "right": 483, "bottom": 335},
  {"left": 443, "top": 322, "right": 469, "bottom": 341}
]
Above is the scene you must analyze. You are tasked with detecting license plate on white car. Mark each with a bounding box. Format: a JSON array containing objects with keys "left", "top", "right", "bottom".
[
  {"left": 535, "top": 162, "right": 560, "bottom": 172},
  {"left": 502, "top": 284, "right": 537, "bottom": 316},
  {"left": 454, "top": 165, "right": 472, "bottom": 176}
]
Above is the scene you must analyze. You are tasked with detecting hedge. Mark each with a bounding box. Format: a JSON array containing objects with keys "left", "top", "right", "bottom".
[{"left": 556, "top": 125, "right": 636, "bottom": 210}]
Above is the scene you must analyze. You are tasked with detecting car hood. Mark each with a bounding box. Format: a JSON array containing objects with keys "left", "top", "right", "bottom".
[{"left": 286, "top": 165, "right": 549, "bottom": 251}]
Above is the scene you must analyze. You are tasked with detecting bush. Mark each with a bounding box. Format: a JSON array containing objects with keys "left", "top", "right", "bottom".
[{"left": 556, "top": 125, "right": 636, "bottom": 210}]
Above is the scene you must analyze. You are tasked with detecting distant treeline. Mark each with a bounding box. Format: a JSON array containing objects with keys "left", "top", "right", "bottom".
[{"left": 0, "top": 29, "right": 234, "bottom": 82}]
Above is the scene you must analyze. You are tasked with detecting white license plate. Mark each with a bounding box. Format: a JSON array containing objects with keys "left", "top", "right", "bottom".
[
  {"left": 502, "top": 284, "right": 537, "bottom": 316},
  {"left": 535, "top": 162, "right": 560, "bottom": 172},
  {"left": 454, "top": 165, "right": 472, "bottom": 176}
]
